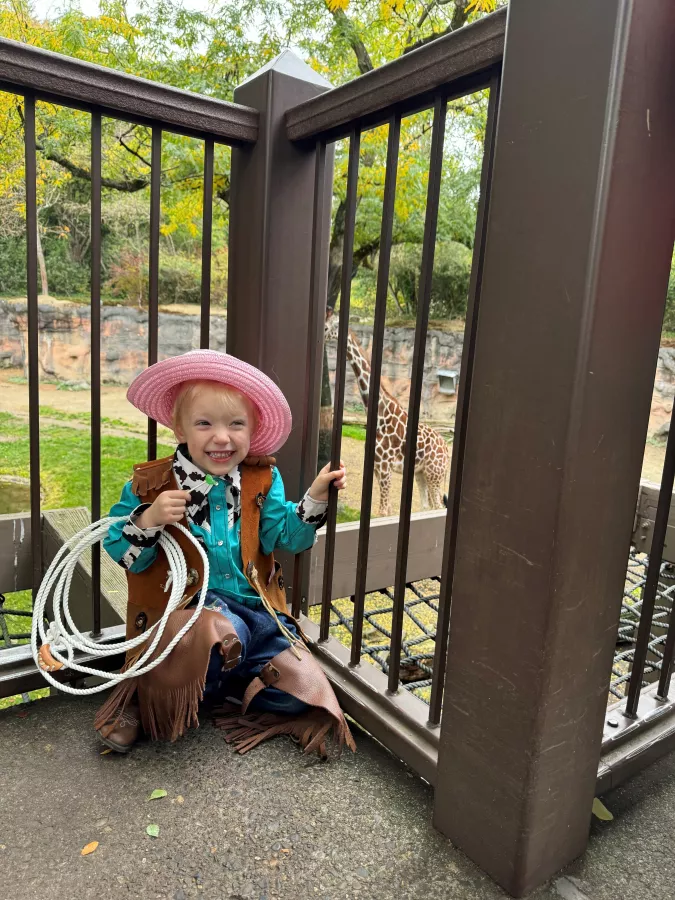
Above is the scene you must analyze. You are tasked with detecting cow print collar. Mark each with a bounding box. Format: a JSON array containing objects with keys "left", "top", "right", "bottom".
[{"left": 173, "top": 445, "right": 241, "bottom": 532}]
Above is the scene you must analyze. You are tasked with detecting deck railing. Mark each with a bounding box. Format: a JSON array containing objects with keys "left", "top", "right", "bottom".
[{"left": 1, "top": 2, "right": 675, "bottom": 897}]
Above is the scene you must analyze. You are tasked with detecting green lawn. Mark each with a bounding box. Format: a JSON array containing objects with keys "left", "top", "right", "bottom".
[{"left": 0, "top": 410, "right": 174, "bottom": 512}]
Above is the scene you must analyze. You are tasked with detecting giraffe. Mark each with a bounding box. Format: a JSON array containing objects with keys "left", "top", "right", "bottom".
[{"left": 325, "top": 312, "right": 451, "bottom": 517}]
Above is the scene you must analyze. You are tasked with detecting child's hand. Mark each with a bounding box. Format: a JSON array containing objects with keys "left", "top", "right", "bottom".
[
  {"left": 309, "top": 461, "right": 347, "bottom": 503},
  {"left": 136, "top": 490, "right": 192, "bottom": 528}
]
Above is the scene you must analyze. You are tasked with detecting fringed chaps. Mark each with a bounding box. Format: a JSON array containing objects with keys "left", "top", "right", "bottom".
[
  {"left": 94, "top": 608, "right": 238, "bottom": 742},
  {"left": 212, "top": 646, "right": 356, "bottom": 758}
]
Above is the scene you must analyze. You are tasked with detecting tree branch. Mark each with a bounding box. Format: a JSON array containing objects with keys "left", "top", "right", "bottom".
[
  {"left": 330, "top": 7, "right": 374, "bottom": 75},
  {"left": 119, "top": 137, "right": 151, "bottom": 168},
  {"left": 404, "top": 0, "right": 470, "bottom": 54},
  {"left": 38, "top": 145, "right": 149, "bottom": 192}
]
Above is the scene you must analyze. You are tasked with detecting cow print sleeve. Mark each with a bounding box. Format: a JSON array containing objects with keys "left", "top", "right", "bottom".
[
  {"left": 121, "top": 503, "right": 164, "bottom": 547},
  {"left": 295, "top": 491, "right": 328, "bottom": 529}
]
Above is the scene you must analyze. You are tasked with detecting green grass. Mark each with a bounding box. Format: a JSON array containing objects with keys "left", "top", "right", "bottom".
[
  {"left": 336, "top": 503, "right": 362, "bottom": 524},
  {"left": 38, "top": 405, "right": 155, "bottom": 435},
  {"left": 0, "top": 410, "right": 174, "bottom": 514},
  {"left": 342, "top": 423, "right": 366, "bottom": 441},
  {"left": 0, "top": 589, "right": 49, "bottom": 711}
]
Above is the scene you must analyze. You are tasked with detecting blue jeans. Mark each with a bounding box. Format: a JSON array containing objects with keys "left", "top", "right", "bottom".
[{"left": 200, "top": 590, "right": 309, "bottom": 716}]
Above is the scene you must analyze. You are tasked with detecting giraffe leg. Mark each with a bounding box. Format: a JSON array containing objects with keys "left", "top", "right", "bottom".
[
  {"left": 375, "top": 465, "right": 392, "bottom": 517},
  {"left": 414, "top": 469, "right": 430, "bottom": 510},
  {"left": 426, "top": 460, "right": 449, "bottom": 510}
]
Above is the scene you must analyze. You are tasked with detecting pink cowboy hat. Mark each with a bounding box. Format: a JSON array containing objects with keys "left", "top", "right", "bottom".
[{"left": 127, "top": 350, "right": 292, "bottom": 455}]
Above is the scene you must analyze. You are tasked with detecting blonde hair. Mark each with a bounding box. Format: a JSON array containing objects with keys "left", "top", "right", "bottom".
[{"left": 171, "top": 380, "right": 257, "bottom": 434}]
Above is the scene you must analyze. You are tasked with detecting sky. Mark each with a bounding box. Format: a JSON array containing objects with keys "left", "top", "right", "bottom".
[{"left": 31, "top": 0, "right": 209, "bottom": 20}]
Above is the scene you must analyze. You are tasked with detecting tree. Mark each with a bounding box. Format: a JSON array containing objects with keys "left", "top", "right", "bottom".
[{"left": 0, "top": 0, "right": 503, "bottom": 463}]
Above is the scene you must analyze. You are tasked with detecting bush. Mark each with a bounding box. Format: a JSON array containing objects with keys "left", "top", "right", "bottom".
[
  {"left": 0, "top": 237, "right": 26, "bottom": 295},
  {"left": 0, "top": 234, "right": 91, "bottom": 297},
  {"left": 387, "top": 241, "right": 473, "bottom": 320},
  {"left": 106, "top": 247, "right": 227, "bottom": 307}
]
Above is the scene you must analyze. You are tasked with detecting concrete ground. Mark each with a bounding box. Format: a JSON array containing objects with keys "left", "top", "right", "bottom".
[{"left": 1, "top": 693, "right": 674, "bottom": 900}]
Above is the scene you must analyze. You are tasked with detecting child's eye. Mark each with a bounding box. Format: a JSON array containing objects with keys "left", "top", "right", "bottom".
[
  {"left": 195, "top": 420, "right": 210, "bottom": 427},
  {"left": 231, "top": 420, "right": 245, "bottom": 428}
]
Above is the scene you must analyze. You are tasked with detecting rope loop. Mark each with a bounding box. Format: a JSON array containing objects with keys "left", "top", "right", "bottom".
[{"left": 31, "top": 517, "right": 209, "bottom": 696}]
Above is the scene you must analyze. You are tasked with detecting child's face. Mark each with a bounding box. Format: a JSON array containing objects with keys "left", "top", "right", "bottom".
[{"left": 174, "top": 386, "right": 252, "bottom": 477}]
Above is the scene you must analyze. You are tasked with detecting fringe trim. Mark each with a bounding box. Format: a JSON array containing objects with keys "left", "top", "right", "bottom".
[
  {"left": 93, "top": 678, "right": 138, "bottom": 732},
  {"left": 93, "top": 674, "right": 206, "bottom": 742},
  {"left": 139, "top": 679, "right": 204, "bottom": 741},
  {"left": 212, "top": 705, "right": 356, "bottom": 758}
]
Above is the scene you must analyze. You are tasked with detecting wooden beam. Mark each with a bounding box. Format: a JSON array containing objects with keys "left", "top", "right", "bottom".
[{"left": 307, "top": 509, "right": 446, "bottom": 604}]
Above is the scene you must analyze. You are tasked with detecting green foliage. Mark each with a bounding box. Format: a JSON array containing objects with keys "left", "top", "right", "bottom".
[
  {"left": 663, "top": 251, "right": 675, "bottom": 332},
  {"left": 388, "top": 240, "right": 473, "bottom": 319},
  {"left": 0, "top": 0, "right": 503, "bottom": 311}
]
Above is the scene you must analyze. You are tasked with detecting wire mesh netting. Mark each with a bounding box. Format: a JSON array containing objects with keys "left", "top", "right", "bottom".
[
  {"left": 3, "top": 548, "right": 673, "bottom": 707},
  {"left": 308, "top": 546, "right": 675, "bottom": 707}
]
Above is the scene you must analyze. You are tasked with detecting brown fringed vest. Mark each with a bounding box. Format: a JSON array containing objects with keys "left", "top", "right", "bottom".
[{"left": 124, "top": 453, "right": 289, "bottom": 661}]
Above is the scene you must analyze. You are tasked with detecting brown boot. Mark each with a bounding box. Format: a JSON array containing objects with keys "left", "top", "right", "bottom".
[{"left": 97, "top": 703, "right": 141, "bottom": 753}]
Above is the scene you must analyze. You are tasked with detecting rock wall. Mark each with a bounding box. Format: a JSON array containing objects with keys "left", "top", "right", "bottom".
[
  {"left": 325, "top": 324, "right": 464, "bottom": 423},
  {"left": 1, "top": 299, "right": 673, "bottom": 432},
  {"left": 0, "top": 300, "right": 226, "bottom": 385}
]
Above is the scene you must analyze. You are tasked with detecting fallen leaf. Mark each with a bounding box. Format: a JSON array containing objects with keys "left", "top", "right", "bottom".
[
  {"left": 100, "top": 748, "right": 113, "bottom": 756},
  {"left": 81, "top": 841, "right": 99, "bottom": 856},
  {"left": 16, "top": 711, "right": 28, "bottom": 718},
  {"left": 175, "top": 795, "right": 185, "bottom": 804},
  {"left": 592, "top": 798, "right": 614, "bottom": 821},
  {"left": 148, "top": 789, "right": 168, "bottom": 801},
  {"left": 44, "top": 744, "right": 52, "bottom": 752},
  {"left": 146, "top": 824, "right": 160, "bottom": 838},
  {"left": 268, "top": 859, "right": 279, "bottom": 868},
  {"left": 211, "top": 847, "right": 217, "bottom": 853}
]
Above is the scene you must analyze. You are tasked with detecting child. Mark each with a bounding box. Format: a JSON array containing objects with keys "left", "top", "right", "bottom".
[{"left": 94, "top": 349, "right": 354, "bottom": 757}]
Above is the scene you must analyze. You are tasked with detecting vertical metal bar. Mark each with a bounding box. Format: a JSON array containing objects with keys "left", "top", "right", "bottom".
[
  {"left": 294, "top": 139, "right": 329, "bottom": 619},
  {"left": 626, "top": 394, "right": 675, "bottom": 714},
  {"left": 350, "top": 114, "right": 400, "bottom": 666},
  {"left": 200, "top": 137, "right": 214, "bottom": 350},
  {"left": 657, "top": 418, "right": 675, "bottom": 697},
  {"left": 90, "top": 110, "right": 102, "bottom": 636},
  {"left": 428, "top": 77, "right": 500, "bottom": 724},
  {"left": 388, "top": 96, "right": 446, "bottom": 693},
  {"left": 319, "top": 129, "right": 360, "bottom": 642},
  {"left": 24, "top": 93, "right": 42, "bottom": 599},
  {"left": 147, "top": 126, "right": 161, "bottom": 461}
]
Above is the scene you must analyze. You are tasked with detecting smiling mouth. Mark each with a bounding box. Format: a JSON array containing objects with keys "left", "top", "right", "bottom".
[{"left": 206, "top": 451, "right": 234, "bottom": 461}]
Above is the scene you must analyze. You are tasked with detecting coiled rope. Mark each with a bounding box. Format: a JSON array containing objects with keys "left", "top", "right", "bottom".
[{"left": 31, "top": 517, "right": 209, "bottom": 696}]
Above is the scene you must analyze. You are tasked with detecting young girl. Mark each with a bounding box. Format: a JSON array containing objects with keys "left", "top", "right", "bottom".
[{"left": 94, "top": 349, "right": 354, "bottom": 757}]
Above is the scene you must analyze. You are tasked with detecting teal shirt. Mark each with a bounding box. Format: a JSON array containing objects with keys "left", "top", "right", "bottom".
[{"left": 103, "top": 466, "right": 320, "bottom": 608}]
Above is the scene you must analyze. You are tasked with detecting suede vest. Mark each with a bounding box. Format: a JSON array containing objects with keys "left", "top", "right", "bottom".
[{"left": 124, "top": 454, "right": 288, "bottom": 662}]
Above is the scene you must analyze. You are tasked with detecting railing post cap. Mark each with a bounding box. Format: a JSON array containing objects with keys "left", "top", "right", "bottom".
[{"left": 238, "top": 48, "right": 332, "bottom": 90}]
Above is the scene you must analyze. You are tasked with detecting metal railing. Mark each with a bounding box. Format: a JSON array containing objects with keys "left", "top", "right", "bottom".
[
  {"left": 297, "top": 32, "right": 501, "bottom": 732},
  {"left": 0, "top": 36, "right": 258, "bottom": 692}
]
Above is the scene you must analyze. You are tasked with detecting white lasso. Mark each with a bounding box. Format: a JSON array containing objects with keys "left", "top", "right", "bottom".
[{"left": 32, "top": 517, "right": 208, "bottom": 696}]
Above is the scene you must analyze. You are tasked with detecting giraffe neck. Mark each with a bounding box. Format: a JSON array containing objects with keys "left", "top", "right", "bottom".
[{"left": 346, "top": 331, "right": 372, "bottom": 411}]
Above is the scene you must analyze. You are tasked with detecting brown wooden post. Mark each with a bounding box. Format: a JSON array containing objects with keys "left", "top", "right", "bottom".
[
  {"left": 433, "top": 0, "right": 675, "bottom": 896},
  {"left": 227, "top": 53, "right": 333, "bottom": 608}
]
